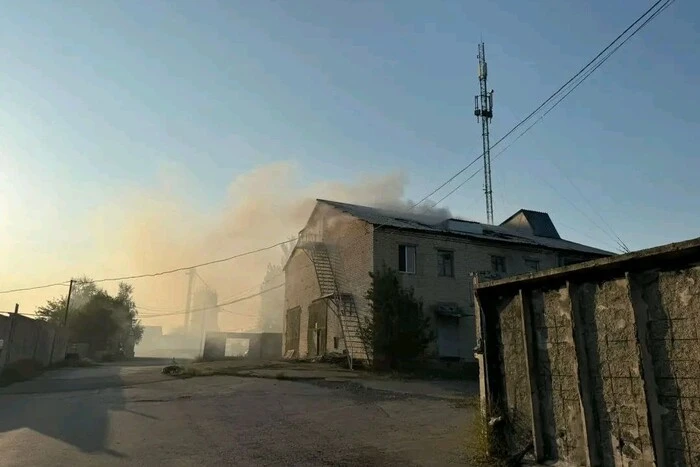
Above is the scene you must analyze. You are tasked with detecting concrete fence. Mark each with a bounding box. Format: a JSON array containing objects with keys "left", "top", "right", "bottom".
[
  {"left": 0, "top": 313, "right": 68, "bottom": 372},
  {"left": 474, "top": 237, "right": 700, "bottom": 466},
  {"left": 203, "top": 332, "right": 283, "bottom": 360}
]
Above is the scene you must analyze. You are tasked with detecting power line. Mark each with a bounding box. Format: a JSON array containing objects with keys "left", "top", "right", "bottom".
[
  {"left": 194, "top": 270, "right": 214, "bottom": 292},
  {"left": 134, "top": 304, "right": 186, "bottom": 313},
  {"left": 137, "top": 283, "right": 285, "bottom": 319},
  {"left": 91, "top": 238, "right": 297, "bottom": 284},
  {"left": 0, "top": 281, "right": 70, "bottom": 295},
  {"left": 411, "top": 7, "right": 671, "bottom": 253},
  {"left": 328, "top": 0, "right": 675, "bottom": 258},
  {"left": 418, "top": 0, "right": 672, "bottom": 250},
  {"left": 0, "top": 2, "right": 672, "bottom": 299},
  {"left": 0, "top": 238, "right": 297, "bottom": 296},
  {"left": 218, "top": 307, "right": 259, "bottom": 318},
  {"left": 556, "top": 221, "right": 625, "bottom": 252},
  {"left": 547, "top": 156, "right": 631, "bottom": 252},
  {"left": 212, "top": 258, "right": 319, "bottom": 305},
  {"left": 411, "top": 0, "right": 671, "bottom": 216}
]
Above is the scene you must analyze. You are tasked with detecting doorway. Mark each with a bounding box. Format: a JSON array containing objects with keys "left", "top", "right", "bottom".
[
  {"left": 285, "top": 307, "right": 301, "bottom": 356},
  {"left": 307, "top": 300, "right": 328, "bottom": 356},
  {"left": 437, "top": 316, "right": 461, "bottom": 358}
]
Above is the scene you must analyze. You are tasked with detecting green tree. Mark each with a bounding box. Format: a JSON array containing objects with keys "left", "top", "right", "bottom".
[
  {"left": 359, "top": 266, "right": 435, "bottom": 370},
  {"left": 36, "top": 277, "right": 98, "bottom": 325},
  {"left": 36, "top": 278, "right": 143, "bottom": 356}
]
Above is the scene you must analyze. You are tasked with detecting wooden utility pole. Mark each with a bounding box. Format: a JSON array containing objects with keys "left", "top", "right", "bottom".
[{"left": 63, "top": 279, "right": 74, "bottom": 326}]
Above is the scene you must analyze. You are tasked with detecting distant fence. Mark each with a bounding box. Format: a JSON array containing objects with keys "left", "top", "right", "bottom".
[
  {"left": 474, "top": 237, "right": 700, "bottom": 466},
  {"left": 0, "top": 313, "right": 68, "bottom": 372}
]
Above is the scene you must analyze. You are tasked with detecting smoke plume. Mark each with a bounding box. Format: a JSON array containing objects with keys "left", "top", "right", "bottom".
[{"left": 1, "top": 161, "right": 453, "bottom": 336}]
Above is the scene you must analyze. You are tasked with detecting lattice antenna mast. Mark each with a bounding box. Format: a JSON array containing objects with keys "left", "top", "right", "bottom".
[{"left": 474, "top": 42, "right": 495, "bottom": 224}]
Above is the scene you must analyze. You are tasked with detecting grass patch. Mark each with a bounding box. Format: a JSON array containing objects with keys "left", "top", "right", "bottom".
[{"left": 464, "top": 410, "right": 506, "bottom": 466}]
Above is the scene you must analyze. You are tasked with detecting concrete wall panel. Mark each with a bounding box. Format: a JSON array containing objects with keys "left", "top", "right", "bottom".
[
  {"left": 536, "top": 287, "right": 587, "bottom": 462},
  {"left": 0, "top": 315, "right": 67, "bottom": 371},
  {"left": 650, "top": 266, "right": 700, "bottom": 465},
  {"left": 497, "top": 295, "right": 532, "bottom": 451},
  {"left": 475, "top": 237, "right": 700, "bottom": 465},
  {"left": 591, "top": 279, "right": 653, "bottom": 464}
]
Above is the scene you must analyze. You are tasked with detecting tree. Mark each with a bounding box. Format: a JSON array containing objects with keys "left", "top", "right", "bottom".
[
  {"left": 359, "top": 266, "right": 435, "bottom": 370},
  {"left": 36, "top": 277, "right": 98, "bottom": 326},
  {"left": 257, "top": 238, "right": 295, "bottom": 332},
  {"left": 36, "top": 278, "right": 143, "bottom": 357}
]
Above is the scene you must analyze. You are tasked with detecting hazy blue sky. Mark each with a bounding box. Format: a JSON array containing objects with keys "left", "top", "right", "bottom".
[{"left": 1, "top": 0, "right": 698, "bottom": 258}]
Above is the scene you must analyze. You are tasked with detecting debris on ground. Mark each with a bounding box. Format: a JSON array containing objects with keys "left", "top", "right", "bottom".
[
  {"left": 309, "top": 352, "right": 347, "bottom": 365},
  {"left": 162, "top": 365, "right": 185, "bottom": 376}
]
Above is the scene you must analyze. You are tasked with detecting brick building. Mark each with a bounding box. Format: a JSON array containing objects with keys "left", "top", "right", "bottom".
[{"left": 283, "top": 199, "right": 612, "bottom": 364}]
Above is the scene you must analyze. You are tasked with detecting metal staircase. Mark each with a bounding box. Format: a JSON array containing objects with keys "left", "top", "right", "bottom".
[{"left": 298, "top": 233, "right": 370, "bottom": 369}]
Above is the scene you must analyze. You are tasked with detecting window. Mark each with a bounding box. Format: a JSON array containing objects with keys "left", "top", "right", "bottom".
[
  {"left": 491, "top": 255, "right": 506, "bottom": 274},
  {"left": 333, "top": 337, "right": 340, "bottom": 350},
  {"left": 399, "top": 245, "right": 416, "bottom": 273},
  {"left": 437, "top": 250, "right": 454, "bottom": 277},
  {"left": 524, "top": 259, "right": 540, "bottom": 272}
]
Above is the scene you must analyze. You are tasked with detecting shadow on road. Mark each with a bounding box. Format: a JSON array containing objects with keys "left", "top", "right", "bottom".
[{"left": 0, "top": 365, "right": 133, "bottom": 458}]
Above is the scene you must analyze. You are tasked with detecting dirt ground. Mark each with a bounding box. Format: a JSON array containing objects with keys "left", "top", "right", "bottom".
[{"left": 172, "top": 358, "right": 479, "bottom": 400}]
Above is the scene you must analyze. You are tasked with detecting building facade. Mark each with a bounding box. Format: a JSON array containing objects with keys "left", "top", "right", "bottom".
[{"left": 283, "top": 199, "right": 612, "bottom": 363}]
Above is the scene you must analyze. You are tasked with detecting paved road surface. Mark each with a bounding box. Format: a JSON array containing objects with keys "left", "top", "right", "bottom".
[{"left": 0, "top": 361, "right": 473, "bottom": 466}]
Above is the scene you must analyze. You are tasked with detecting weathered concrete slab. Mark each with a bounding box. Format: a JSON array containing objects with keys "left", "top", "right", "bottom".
[{"left": 476, "top": 236, "right": 700, "bottom": 465}]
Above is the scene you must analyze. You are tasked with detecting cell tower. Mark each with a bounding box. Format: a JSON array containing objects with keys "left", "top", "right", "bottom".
[{"left": 474, "top": 42, "right": 494, "bottom": 224}]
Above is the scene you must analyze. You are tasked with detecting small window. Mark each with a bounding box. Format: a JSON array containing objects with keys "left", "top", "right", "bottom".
[
  {"left": 491, "top": 255, "right": 506, "bottom": 274},
  {"left": 524, "top": 259, "right": 539, "bottom": 272},
  {"left": 437, "top": 250, "right": 454, "bottom": 277},
  {"left": 399, "top": 245, "right": 416, "bottom": 274},
  {"left": 333, "top": 337, "right": 339, "bottom": 350}
]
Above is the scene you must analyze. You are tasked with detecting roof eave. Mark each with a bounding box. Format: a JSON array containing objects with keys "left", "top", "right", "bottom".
[{"left": 376, "top": 224, "right": 613, "bottom": 256}]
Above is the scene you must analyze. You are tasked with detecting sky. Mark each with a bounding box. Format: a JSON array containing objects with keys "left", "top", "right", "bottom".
[{"left": 1, "top": 1, "right": 698, "bottom": 326}]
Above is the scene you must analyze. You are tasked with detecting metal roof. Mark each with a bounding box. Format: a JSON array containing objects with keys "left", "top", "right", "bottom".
[
  {"left": 316, "top": 199, "right": 613, "bottom": 256},
  {"left": 500, "top": 209, "right": 561, "bottom": 239}
]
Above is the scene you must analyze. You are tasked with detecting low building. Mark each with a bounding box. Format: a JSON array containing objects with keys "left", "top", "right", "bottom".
[{"left": 283, "top": 199, "right": 612, "bottom": 364}]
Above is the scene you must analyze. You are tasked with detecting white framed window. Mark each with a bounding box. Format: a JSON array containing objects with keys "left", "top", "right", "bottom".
[
  {"left": 399, "top": 245, "right": 416, "bottom": 274},
  {"left": 437, "top": 250, "right": 454, "bottom": 277}
]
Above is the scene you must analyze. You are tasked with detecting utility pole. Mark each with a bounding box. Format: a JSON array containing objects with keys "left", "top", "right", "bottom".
[
  {"left": 198, "top": 303, "right": 208, "bottom": 358},
  {"left": 184, "top": 268, "right": 195, "bottom": 333},
  {"left": 474, "top": 41, "right": 495, "bottom": 224},
  {"left": 63, "top": 279, "right": 74, "bottom": 326}
]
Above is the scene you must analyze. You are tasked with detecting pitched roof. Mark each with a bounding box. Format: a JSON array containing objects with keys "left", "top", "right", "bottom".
[
  {"left": 316, "top": 199, "right": 613, "bottom": 256},
  {"left": 500, "top": 209, "right": 561, "bottom": 239}
]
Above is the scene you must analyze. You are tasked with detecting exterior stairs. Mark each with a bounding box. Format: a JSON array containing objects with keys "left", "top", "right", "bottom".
[{"left": 299, "top": 234, "right": 370, "bottom": 369}]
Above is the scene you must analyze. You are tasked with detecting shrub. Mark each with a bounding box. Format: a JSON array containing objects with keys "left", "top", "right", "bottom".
[{"left": 359, "top": 266, "right": 435, "bottom": 370}]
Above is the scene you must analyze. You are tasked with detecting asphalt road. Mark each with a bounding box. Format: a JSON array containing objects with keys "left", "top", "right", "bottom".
[{"left": 0, "top": 360, "right": 473, "bottom": 466}]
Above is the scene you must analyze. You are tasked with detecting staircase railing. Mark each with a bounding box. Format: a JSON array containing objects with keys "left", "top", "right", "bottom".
[{"left": 298, "top": 234, "right": 369, "bottom": 369}]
